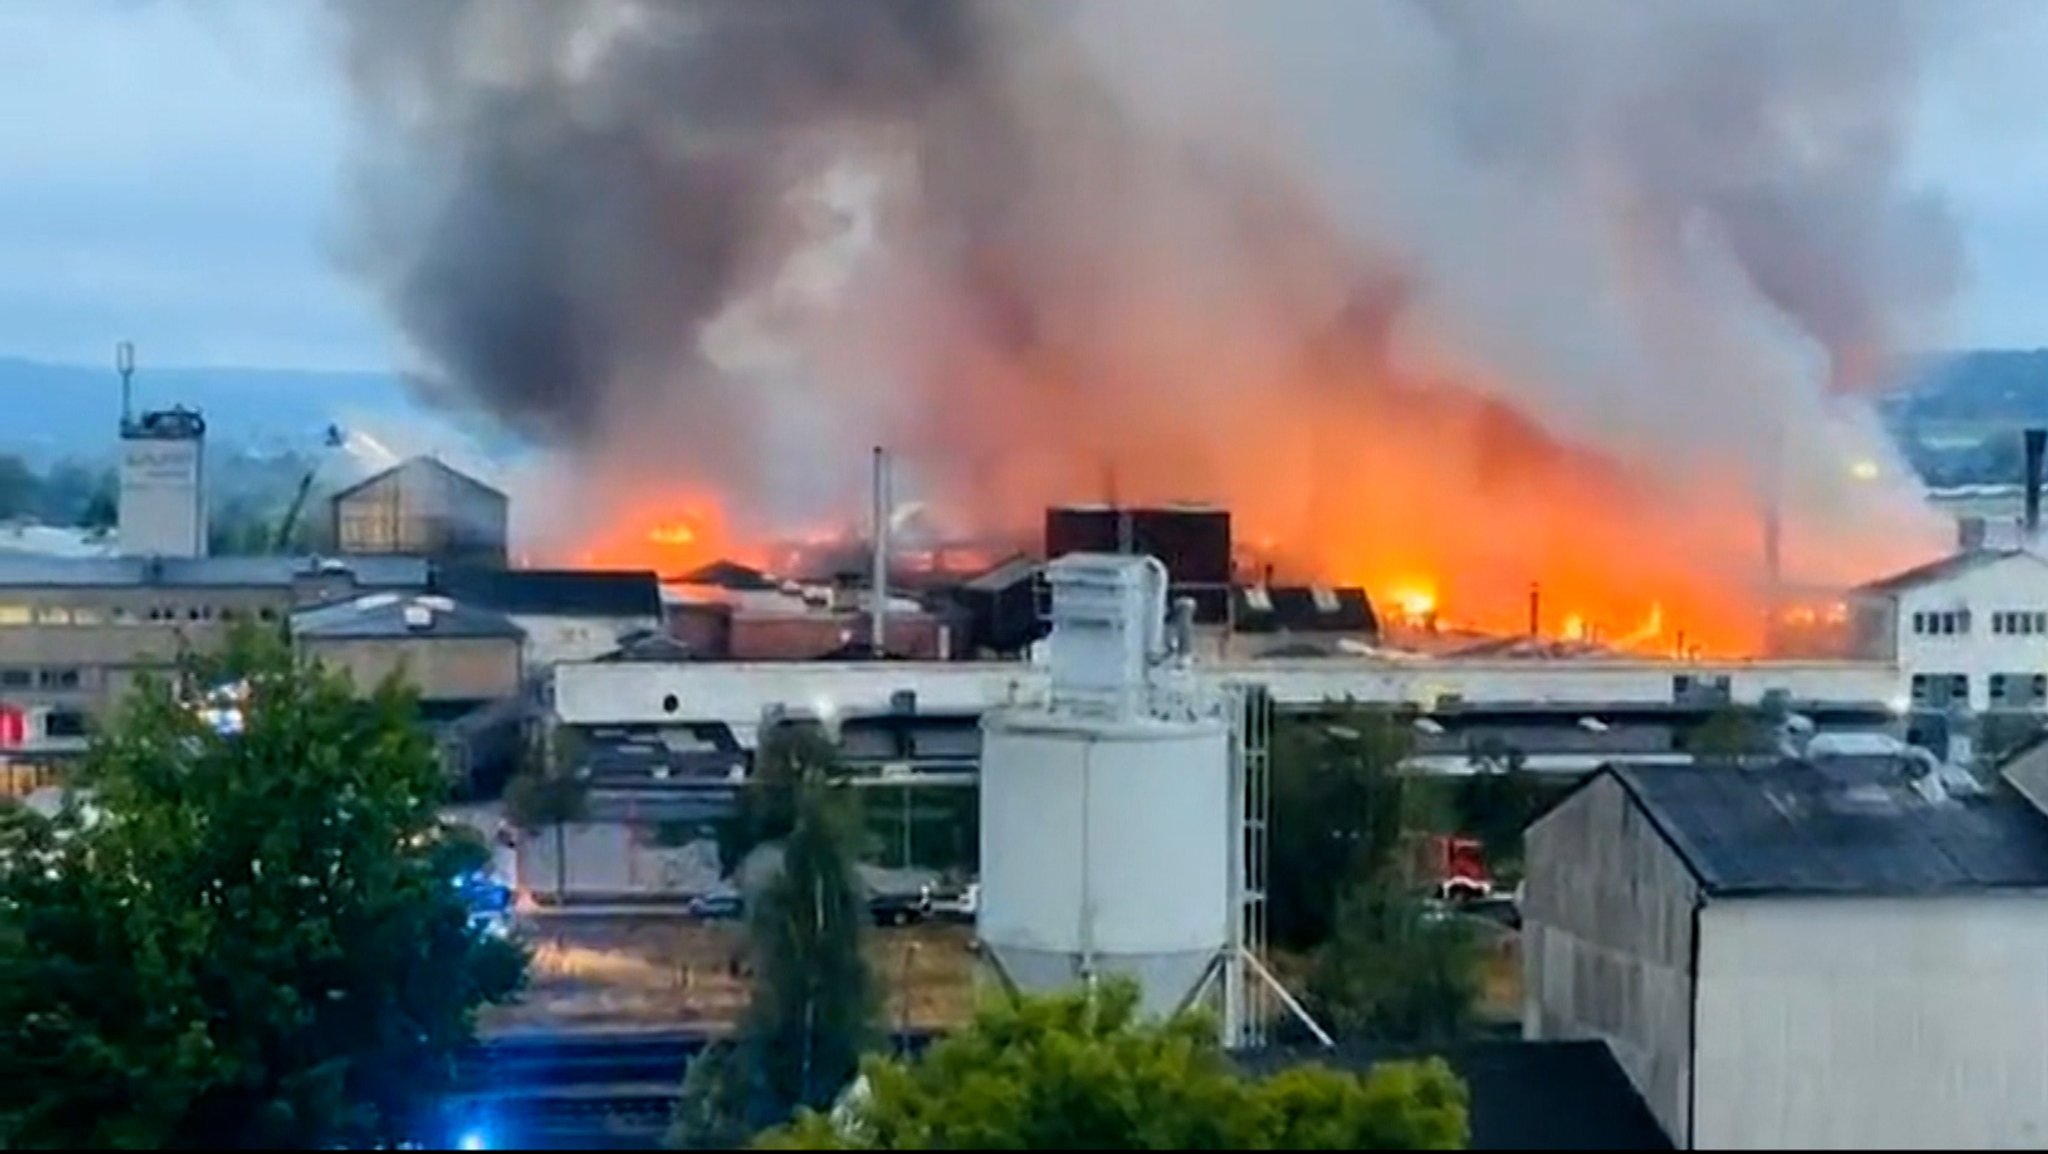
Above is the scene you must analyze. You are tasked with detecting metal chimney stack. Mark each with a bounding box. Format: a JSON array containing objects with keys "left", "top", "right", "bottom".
[
  {"left": 870, "top": 446, "right": 892, "bottom": 655},
  {"left": 2025, "top": 428, "right": 2045, "bottom": 541}
]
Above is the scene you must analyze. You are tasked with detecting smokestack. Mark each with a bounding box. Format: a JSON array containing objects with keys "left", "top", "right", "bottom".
[
  {"left": 1527, "top": 582, "right": 1540, "bottom": 638},
  {"left": 2025, "top": 428, "right": 2045, "bottom": 540},
  {"left": 871, "top": 447, "right": 891, "bottom": 655}
]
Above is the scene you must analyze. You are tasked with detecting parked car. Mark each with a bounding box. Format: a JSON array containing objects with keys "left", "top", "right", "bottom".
[
  {"left": 869, "top": 885, "right": 933, "bottom": 927},
  {"left": 688, "top": 887, "right": 744, "bottom": 921}
]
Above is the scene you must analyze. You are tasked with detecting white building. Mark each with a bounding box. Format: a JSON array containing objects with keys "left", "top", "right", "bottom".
[
  {"left": 1524, "top": 759, "right": 2048, "bottom": 1149},
  {"left": 117, "top": 407, "right": 207, "bottom": 558},
  {"left": 1854, "top": 549, "right": 2048, "bottom": 711}
]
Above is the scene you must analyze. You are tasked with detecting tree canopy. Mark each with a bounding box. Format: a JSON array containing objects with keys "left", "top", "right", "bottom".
[
  {"left": 671, "top": 736, "right": 879, "bottom": 1148},
  {"left": 756, "top": 977, "right": 1469, "bottom": 1150},
  {"left": 0, "top": 629, "right": 526, "bottom": 1149}
]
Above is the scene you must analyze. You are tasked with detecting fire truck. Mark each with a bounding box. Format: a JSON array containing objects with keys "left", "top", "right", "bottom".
[{"left": 1408, "top": 832, "right": 1495, "bottom": 903}]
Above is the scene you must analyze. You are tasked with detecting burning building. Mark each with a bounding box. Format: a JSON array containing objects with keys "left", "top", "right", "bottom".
[{"left": 327, "top": 1, "right": 1964, "bottom": 653}]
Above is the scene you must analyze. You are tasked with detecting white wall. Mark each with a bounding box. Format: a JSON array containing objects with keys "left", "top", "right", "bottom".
[
  {"left": 515, "top": 613, "right": 659, "bottom": 668},
  {"left": 1694, "top": 895, "right": 2048, "bottom": 1150},
  {"left": 551, "top": 656, "right": 1900, "bottom": 733},
  {"left": 1892, "top": 553, "right": 2048, "bottom": 709}
]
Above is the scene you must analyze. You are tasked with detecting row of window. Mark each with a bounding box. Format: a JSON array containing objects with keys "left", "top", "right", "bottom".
[
  {"left": 1992, "top": 611, "right": 2048, "bottom": 636},
  {"left": 1910, "top": 608, "right": 2048, "bottom": 638},
  {"left": 0, "top": 668, "right": 85, "bottom": 691},
  {"left": 0, "top": 604, "right": 281, "bottom": 626},
  {"left": 1910, "top": 610, "right": 1972, "bottom": 636},
  {"left": 1908, "top": 672, "right": 2048, "bottom": 706}
]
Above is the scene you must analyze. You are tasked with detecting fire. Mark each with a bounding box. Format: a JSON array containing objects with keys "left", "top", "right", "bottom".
[{"left": 647, "top": 522, "right": 698, "bottom": 547}]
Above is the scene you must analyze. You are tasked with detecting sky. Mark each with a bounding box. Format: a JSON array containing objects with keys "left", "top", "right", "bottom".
[{"left": 1, "top": 0, "right": 2047, "bottom": 372}]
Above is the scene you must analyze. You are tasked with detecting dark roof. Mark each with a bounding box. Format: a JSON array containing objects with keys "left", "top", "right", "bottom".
[
  {"left": 293, "top": 593, "right": 525, "bottom": 641},
  {"left": 676, "top": 559, "right": 778, "bottom": 591},
  {"left": 1233, "top": 585, "right": 1379, "bottom": 635},
  {"left": 1854, "top": 548, "right": 2045, "bottom": 595},
  {"left": 1236, "top": 1040, "right": 1669, "bottom": 1150},
  {"left": 0, "top": 554, "right": 430, "bottom": 590},
  {"left": 435, "top": 566, "right": 662, "bottom": 618},
  {"left": 1607, "top": 761, "right": 2048, "bottom": 897},
  {"left": 594, "top": 629, "right": 697, "bottom": 663},
  {"left": 330, "top": 455, "right": 506, "bottom": 506},
  {"left": 961, "top": 554, "right": 1041, "bottom": 593}
]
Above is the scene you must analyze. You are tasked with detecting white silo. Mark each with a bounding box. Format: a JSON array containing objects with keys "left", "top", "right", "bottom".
[{"left": 979, "top": 553, "right": 1308, "bottom": 1039}]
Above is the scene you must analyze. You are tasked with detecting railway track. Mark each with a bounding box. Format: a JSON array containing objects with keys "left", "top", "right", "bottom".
[{"left": 446, "top": 1029, "right": 935, "bottom": 1149}]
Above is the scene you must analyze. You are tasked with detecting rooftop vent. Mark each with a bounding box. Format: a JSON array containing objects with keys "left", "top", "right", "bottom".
[
  {"left": 402, "top": 604, "right": 434, "bottom": 631},
  {"left": 417, "top": 594, "right": 456, "bottom": 612}
]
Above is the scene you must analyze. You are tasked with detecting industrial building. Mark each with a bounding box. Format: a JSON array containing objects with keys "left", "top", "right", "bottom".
[
  {"left": 330, "top": 455, "right": 509, "bottom": 567},
  {"left": 117, "top": 405, "right": 208, "bottom": 558},
  {"left": 291, "top": 591, "right": 529, "bottom": 793},
  {"left": 1523, "top": 758, "right": 2048, "bottom": 1148},
  {"left": 0, "top": 554, "right": 430, "bottom": 723},
  {"left": 1852, "top": 547, "right": 2048, "bottom": 711},
  {"left": 432, "top": 565, "right": 663, "bottom": 668}
]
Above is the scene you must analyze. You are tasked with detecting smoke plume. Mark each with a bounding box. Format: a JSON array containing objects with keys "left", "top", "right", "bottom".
[{"left": 322, "top": 0, "right": 1967, "bottom": 643}]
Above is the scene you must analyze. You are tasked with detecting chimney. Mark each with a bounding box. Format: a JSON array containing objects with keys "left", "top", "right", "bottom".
[
  {"left": 870, "top": 447, "right": 891, "bottom": 654},
  {"left": 1527, "top": 582, "right": 1541, "bottom": 638},
  {"left": 2025, "top": 428, "right": 2045, "bottom": 540}
]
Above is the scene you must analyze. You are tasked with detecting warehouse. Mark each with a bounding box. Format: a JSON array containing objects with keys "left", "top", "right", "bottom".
[
  {"left": 1523, "top": 757, "right": 2048, "bottom": 1149},
  {"left": 330, "top": 455, "right": 508, "bottom": 567},
  {"left": 432, "top": 564, "right": 663, "bottom": 669},
  {"left": 1852, "top": 547, "right": 2048, "bottom": 711}
]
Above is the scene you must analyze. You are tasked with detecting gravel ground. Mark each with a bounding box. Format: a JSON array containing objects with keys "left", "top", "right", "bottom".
[{"left": 480, "top": 917, "right": 979, "bottom": 1035}]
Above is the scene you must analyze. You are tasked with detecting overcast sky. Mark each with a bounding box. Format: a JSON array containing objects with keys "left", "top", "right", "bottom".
[{"left": 2, "top": 0, "right": 2047, "bottom": 371}]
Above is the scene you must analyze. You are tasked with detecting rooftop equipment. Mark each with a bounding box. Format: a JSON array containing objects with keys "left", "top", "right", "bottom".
[{"left": 977, "top": 552, "right": 1328, "bottom": 1048}]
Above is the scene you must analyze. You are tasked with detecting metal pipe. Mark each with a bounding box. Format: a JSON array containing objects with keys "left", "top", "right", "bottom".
[
  {"left": 2025, "top": 428, "right": 2045, "bottom": 539},
  {"left": 870, "top": 446, "right": 890, "bottom": 654}
]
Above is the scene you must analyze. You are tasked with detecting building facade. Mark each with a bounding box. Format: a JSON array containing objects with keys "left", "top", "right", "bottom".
[
  {"left": 1525, "top": 760, "right": 2048, "bottom": 1149},
  {"left": 1855, "top": 549, "right": 2048, "bottom": 711},
  {"left": 330, "top": 456, "right": 509, "bottom": 567},
  {"left": 116, "top": 406, "right": 207, "bottom": 558},
  {"left": 0, "top": 555, "right": 430, "bottom": 724},
  {"left": 433, "top": 566, "right": 663, "bottom": 669}
]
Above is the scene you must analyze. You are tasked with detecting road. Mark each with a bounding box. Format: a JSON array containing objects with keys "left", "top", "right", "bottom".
[{"left": 446, "top": 1028, "right": 936, "bottom": 1150}]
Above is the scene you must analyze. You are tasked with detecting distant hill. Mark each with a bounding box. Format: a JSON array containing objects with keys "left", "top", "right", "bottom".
[
  {"left": 0, "top": 356, "right": 468, "bottom": 465},
  {"left": 1891, "top": 349, "right": 2048, "bottom": 425}
]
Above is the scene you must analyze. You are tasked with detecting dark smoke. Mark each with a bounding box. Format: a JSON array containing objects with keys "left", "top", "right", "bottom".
[{"left": 323, "top": 0, "right": 1965, "bottom": 565}]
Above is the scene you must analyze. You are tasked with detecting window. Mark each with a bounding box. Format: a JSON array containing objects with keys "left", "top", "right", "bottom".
[
  {"left": 37, "top": 668, "right": 80, "bottom": 690},
  {"left": 1912, "top": 610, "right": 1971, "bottom": 636},
  {"left": 0, "top": 605, "right": 26, "bottom": 625},
  {"left": 69, "top": 607, "right": 101, "bottom": 626},
  {"left": 45, "top": 711, "right": 87, "bottom": 738},
  {"left": 1991, "top": 673, "right": 2048, "bottom": 707},
  {"left": 0, "top": 668, "right": 30, "bottom": 688},
  {"left": 1910, "top": 672, "right": 1969, "bottom": 707},
  {"left": 1992, "top": 611, "right": 2048, "bottom": 636}
]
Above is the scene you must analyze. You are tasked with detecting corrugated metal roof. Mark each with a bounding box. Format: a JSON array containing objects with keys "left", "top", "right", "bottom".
[
  {"left": 1854, "top": 548, "right": 2047, "bottom": 595},
  {"left": 0, "top": 554, "right": 431, "bottom": 589},
  {"left": 1611, "top": 761, "right": 2048, "bottom": 896},
  {"left": 293, "top": 592, "right": 524, "bottom": 641}
]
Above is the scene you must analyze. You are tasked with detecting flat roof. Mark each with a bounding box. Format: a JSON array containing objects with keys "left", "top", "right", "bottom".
[{"left": 0, "top": 554, "right": 432, "bottom": 590}]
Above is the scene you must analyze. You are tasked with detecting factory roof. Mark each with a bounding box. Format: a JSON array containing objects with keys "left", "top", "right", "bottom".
[
  {"left": 330, "top": 454, "right": 505, "bottom": 505},
  {"left": 434, "top": 565, "right": 663, "bottom": 618},
  {"left": 1854, "top": 547, "right": 2048, "bottom": 595},
  {"left": 1232, "top": 585, "right": 1378, "bottom": 635},
  {"left": 293, "top": 592, "right": 525, "bottom": 641},
  {"left": 1235, "top": 1039, "right": 1669, "bottom": 1150},
  {"left": 0, "top": 554, "right": 431, "bottom": 589},
  {"left": 960, "top": 554, "right": 1040, "bottom": 592},
  {"left": 1604, "top": 760, "right": 2048, "bottom": 897}
]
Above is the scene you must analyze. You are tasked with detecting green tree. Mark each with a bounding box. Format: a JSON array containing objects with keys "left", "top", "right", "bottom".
[
  {"left": 755, "top": 978, "right": 1469, "bottom": 1150},
  {"left": 718, "top": 720, "right": 844, "bottom": 874},
  {"left": 1269, "top": 709, "right": 1418, "bottom": 951},
  {"left": 0, "top": 453, "right": 37, "bottom": 520},
  {"left": 671, "top": 758, "right": 879, "bottom": 1147},
  {"left": 1307, "top": 881, "right": 1485, "bottom": 1045},
  {"left": 502, "top": 740, "right": 591, "bottom": 904},
  {"left": 1687, "top": 706, "right": 1766, "bottom": 760},
  {"left": 0, "top": 629, "right": 526, "bottom": 1149}
]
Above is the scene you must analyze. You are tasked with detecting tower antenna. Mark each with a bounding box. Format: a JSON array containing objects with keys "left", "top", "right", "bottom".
[{"left": 115, "top": 340, "right": 136, "bottom": 429}]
